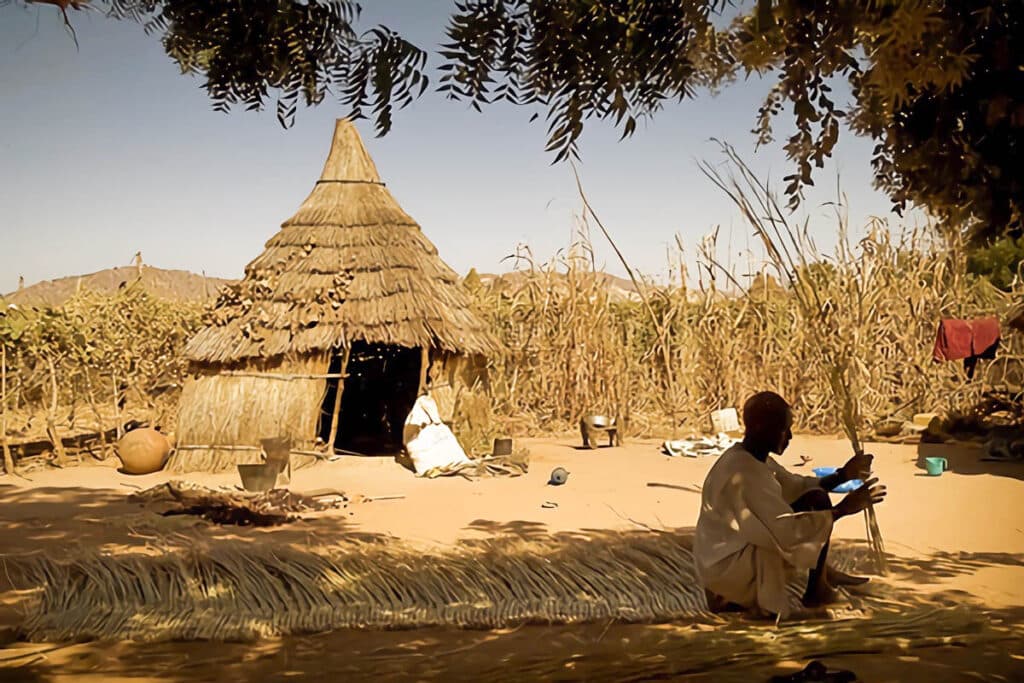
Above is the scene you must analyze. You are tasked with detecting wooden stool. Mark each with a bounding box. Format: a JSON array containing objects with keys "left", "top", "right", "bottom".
[{"left": 580, "top": 415, "right": 623, "bottom": 449}]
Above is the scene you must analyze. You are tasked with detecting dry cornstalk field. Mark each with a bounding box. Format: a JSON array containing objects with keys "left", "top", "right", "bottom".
[
  {"left": 2, "top": 217, "right": 1022, "bottom": 467},
  {"left": 470, "top": 224, "right": 1023, "bottom": 439}
]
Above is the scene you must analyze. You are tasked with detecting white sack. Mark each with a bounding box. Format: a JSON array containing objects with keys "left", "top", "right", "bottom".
[{"left": 403, "top": 394, "right": 470, "bottom": 476}]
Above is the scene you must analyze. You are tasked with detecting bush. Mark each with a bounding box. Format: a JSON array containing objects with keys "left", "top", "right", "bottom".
[
  {"left": 966, "top": 235, "right": 1024, "bottom": 291},
  {"left": 1, "top": 281, "right": 204, "bottom": 439}
]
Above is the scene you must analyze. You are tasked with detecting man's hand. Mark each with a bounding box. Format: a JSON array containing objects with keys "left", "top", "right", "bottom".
[
  {"left": 839, "top": 452, "right": 873, "bottom": 482},
  {"left": 834, "top": 478, "right": 887, "bottom": 519}
]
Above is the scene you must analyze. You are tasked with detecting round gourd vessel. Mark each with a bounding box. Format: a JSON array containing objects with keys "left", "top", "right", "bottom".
[{"left": 116, "top": 428, "right": 171, "bottom": 475}]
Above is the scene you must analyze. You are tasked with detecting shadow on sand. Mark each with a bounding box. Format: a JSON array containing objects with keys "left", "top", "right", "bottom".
[
  {"left": 0, "top": 483, "right": 379, "bottom": 557},
  {"left": 0, "top": 512, "right": 1020, "bottom": 681},
  {"left": 2, "top": 593, "right": 1021, "bottom": 683},
  {"left": 2, "top": 483, "right": 1023, "bottom": 682}
]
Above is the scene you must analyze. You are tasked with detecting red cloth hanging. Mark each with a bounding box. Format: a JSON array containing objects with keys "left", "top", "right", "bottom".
[
  {"left": 970, "top": 317, "right": 1001, "bottom": 357},
  {"left": 933, "top": 319, "right": 973, "bottom": 361},
  {"left": 933, "top": 317, "right": 1001, "bottom": 361},
  {"left": 933, "top": 317, "right": 1001, "bottom": 380}
]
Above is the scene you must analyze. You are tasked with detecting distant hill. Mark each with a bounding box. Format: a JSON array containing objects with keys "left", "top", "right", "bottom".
[
  {"left": 3, "top": 264, "right": 679, "bottom": 309},
  {"left": 476, "top": 271, "right": 644, "bottom": 302},
  {"left": 470, "top": 270, "right": 725, "bottom": 303},
  {"left": 3, "top": 266, "right": 236, "bottom": 307}
]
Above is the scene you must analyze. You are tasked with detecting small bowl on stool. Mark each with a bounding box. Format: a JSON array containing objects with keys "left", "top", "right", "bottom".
[{"left": 237, "top": 464, "right": 277, "bottom": 492}]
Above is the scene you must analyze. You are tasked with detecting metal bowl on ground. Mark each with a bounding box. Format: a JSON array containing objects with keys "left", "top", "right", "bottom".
[
  {"left": 584, "top": 415, "right": 613, "bottom": 429},
  {"left": 237, "top": 464, "right": 277, "bottom": 492},
  {"left": 874, "top": 419, "right": 904, "bottom": 437}
]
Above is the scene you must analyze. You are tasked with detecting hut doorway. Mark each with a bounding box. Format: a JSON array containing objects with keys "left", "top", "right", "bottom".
[{"left": 319, "top": 341, "right": 422, "bottom": 454}]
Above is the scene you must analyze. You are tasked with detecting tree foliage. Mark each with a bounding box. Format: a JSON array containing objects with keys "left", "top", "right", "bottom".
[
  {"left": 19, "top": 1, "right": 1024, "bottom": 241},
  {"left": 439, "top": 1, "right": 1023, "bottom": 243},
  {"left": 966, "top": 236, "right": 1024, "bottom": 291},
  {"left": 29, "top": 1, "right": 430, "bottom": 132},
  {"left": 438, "top": 1, "right": 734, "bottom": 159}
]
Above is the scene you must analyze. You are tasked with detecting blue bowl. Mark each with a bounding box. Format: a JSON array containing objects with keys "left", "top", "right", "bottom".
[{"left": 812, "top": 466, "right": 862, "bottom": 493}]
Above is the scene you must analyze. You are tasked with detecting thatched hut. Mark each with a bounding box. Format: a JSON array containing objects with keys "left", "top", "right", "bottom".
[{"left": 170, "top": 119, "right": 498, "bottom": 472}]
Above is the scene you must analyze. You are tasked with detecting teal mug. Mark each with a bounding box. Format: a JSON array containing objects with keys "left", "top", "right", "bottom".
[{"left": 924, "top": 456, "right": 948, "bottom": 476}]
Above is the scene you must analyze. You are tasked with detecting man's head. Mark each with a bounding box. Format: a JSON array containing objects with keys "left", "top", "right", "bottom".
[{"left": 742, "top": 391, "right": 793, "bottom": 455}]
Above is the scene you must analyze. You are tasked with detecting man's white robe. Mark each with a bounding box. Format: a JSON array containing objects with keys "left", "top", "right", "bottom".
[{"left": 694, "top": 443, "right": 833, "bottom": 617}]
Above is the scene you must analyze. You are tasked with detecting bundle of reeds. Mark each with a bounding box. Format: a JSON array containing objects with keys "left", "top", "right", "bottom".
[{"left": 700, "top": 145, "right": 887, "bottom": 573}]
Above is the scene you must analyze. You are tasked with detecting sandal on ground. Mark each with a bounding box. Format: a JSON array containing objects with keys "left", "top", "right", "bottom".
[{"left": 769, "top": 660, "right": 857, "bottom": 682}]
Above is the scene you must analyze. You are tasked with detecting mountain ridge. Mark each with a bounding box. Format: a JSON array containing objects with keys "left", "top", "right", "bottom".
[{"left": 3, "top": 266, "right": 235, "bottom": 307}]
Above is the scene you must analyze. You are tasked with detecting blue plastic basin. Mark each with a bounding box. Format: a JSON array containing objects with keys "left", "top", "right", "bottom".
[{"left": 812, "top": 466, "right": 862, "bottom": 493}]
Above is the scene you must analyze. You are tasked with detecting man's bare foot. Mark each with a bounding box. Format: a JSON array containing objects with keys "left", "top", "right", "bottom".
[
  {"left": 705, "top": 589, "right": 746, "bottom": 614},
  {"left": 801, "top": 581, "right": 840, "bottom": 608},
  {"left": 740, "top": 606, "right": 778, "bottom": 621},
  {"left": 783, "top": 605, "right": 831, "bottom": 621},
  {"left": 827, "top": 565, "right": 870, "bottom": 587}
]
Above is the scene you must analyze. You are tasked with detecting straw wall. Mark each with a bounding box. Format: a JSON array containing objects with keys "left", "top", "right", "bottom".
[
  {"left": 169, "top": 353, "right": 331, "bottom": 472},
  {"left": 427, "top": 352, "right": 493, "bottom": 453}
]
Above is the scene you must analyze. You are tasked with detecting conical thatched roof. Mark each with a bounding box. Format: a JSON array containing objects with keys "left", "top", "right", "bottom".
[{"left": 185, "top": 120, "right": 499, "bottom": 364}]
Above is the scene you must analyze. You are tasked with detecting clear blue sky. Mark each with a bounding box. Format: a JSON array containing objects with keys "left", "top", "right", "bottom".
[{"left": 0, "top": 2, "right": 921, "bottom": 296}]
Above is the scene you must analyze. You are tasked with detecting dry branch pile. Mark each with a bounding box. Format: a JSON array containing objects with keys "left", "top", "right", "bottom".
[{"left": 129, "top": 480, "right": 346, "bottom": 526}]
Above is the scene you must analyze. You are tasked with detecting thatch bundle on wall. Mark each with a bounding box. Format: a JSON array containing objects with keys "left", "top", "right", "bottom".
[{"left": 170, "top": 120, "right": 498, "bottom": 472}]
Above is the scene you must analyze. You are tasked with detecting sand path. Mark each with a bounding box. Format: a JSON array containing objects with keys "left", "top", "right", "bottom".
[{"left": 1, "top": 435, "right": 1022, "bottom": 681}]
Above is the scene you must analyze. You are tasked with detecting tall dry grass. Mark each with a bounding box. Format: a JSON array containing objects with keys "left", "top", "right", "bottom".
[
  {"left": 471, "top": 221, "right": 1023, "bottom": 438},
  {"left": 466, "top": 240, "right": 641, "bottom": 434}
]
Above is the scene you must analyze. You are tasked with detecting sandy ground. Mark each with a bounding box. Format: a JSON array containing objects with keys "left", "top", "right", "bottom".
[{"left": 1, "top": 434, "right": 1023, "bottom": 681}]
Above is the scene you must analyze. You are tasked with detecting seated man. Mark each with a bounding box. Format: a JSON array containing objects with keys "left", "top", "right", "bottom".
[{"left": 694, "top": 391, "right": 886, "bottom": 618}]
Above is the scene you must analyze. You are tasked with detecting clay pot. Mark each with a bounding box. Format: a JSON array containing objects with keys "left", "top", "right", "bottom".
[{"left": 116, "top": 428, "right": 171, "bottom": 475}]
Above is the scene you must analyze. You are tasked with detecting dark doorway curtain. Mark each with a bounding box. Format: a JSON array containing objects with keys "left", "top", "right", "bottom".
[{"left": 318, "top": 341, "right": 422, "bottom": 454}]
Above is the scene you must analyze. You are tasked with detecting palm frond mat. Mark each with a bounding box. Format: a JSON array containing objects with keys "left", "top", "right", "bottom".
[
  {"left": 3, "top": 533, "right": 997, "bottom": 646},
  {"left": 422, "top": 451, "right": 529, "bottom": 479}
]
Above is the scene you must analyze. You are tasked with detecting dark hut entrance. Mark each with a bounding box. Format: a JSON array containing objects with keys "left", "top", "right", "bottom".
[{"left": 319, "top": 341, "right": 422, "bottom": 454}]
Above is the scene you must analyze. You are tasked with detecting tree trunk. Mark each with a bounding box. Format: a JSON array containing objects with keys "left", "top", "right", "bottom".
[
  {"left": 113, "top": 370, "right": 123, "bottom": 440},
  {"left": 417, "top": 347, "right": 431, "bottom": 396},
  {"left": 46, "top": 356, "right": 68, "bottom": 467},
  {"left": 2, "top": 345, "right": 15, "bottom": 476},
  {"left": 83, "top": 369, "right": 109, "bottom": 460}
]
